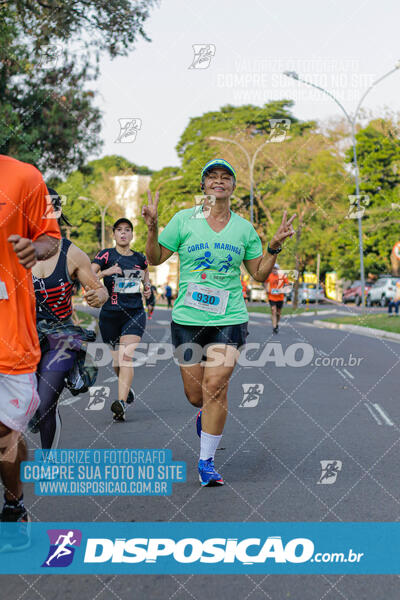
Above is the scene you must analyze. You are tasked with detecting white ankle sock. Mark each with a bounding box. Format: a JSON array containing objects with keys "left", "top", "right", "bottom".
[{"left": 200, "top": 431, "right": 222, "bottom": 461}]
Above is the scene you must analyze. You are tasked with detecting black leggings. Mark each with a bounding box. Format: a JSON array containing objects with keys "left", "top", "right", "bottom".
[{"left": 36, "top": 348, "right": 75, "bottom": 449}]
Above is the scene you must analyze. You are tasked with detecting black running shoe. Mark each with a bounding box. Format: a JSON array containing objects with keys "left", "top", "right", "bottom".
[
  {"left": 0, "top": 504, "right": 31, "bottom": 552},
  {"left": 273, "top": 326, "right": 279, "bottom": 334},
  {"left": 111, "top": 400, "right": 126, "bottom": 422},
  {"left": 126, "top": 389, "right": 135, "bottom": 405}
]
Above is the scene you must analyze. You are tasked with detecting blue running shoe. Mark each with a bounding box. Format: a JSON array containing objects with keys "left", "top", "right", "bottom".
[
  {"left": 198, "top": 458, "right": 224, "bottom": 487},
  {"left": 196, "top": 410, "right": 202, "bottom": 437}
]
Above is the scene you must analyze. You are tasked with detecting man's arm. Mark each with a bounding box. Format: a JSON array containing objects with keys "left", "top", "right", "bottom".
[
  {"left": 8, "top": 234, "right": 60, "bottom": 270},
  {"left": 69, "top": 244, "right": 108, "bottom": 308}
]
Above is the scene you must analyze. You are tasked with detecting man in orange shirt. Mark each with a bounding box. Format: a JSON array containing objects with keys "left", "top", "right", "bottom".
[
  {"left": 0, "top": 155, "right": 60, "bottom": 544},
  {"left": 264, "top": 263, "right": 289, "bottom": 334}
]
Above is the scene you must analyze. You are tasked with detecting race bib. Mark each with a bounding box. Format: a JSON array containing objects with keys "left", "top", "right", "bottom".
[
  {"left": 270, "top": 288, "right": 282, "bottom": 295},
  {"left": 114, "top": 278, "right": 141, "bottom": 294},
  {"left": 184, "top": 283, "right": 229, "bottom": 315}
]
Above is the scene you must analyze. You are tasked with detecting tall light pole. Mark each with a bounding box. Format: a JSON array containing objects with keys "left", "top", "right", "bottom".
[
  {"left": 79, "top": 196, "right": 114, "bottom": 248},
  {"left": 283, "top": 64, "right": 400, "bottom": 308},
  {"left": 208, "top": 136, "right": 278, "bottom": 224}
]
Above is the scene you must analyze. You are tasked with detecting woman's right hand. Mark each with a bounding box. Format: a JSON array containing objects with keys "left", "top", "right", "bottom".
[
  {"left": 142, "top": 190, "right": 159, "bottom": 230},
  {"left": 105, "top": 264, "right": 123, "bottom": 277}
]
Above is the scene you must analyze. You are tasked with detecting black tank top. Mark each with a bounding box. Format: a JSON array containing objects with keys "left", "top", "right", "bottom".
[{"left": 33, "top": 238, "right": 74, "bottom": 322}]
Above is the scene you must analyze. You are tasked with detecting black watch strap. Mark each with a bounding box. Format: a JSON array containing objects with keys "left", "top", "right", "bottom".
[{"left": 267, "top": 243, "right": 282, "bottom": 255}]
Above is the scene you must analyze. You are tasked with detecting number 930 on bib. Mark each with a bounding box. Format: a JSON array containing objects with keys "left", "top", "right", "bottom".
[{"left": 184, "top": 282, "right": 229, "bottom": 315}]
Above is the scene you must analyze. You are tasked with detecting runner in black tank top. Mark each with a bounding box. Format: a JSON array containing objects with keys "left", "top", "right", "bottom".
[
  {"left": 31, "top": 190, "right": 107, "bottom": 449},
  {"left": 92, "top": 217, "right": 152, "bottom": 422},
  {"left": 34, "top": 238, "right": 74, "bottom": 322}
]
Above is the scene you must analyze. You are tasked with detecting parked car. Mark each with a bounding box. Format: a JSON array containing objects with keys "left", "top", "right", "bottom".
[
  {"left": 366, "top": 277, "right": 400, "bottom": 307},
  {"left": 248, "top": 284, "right": 266, "bottom": 302},
  {"left": 288, "top": 283, "right": 325, "bottom": 303},
  {"left": 343, "top": 280, "right": 374, "bottom": 305}
]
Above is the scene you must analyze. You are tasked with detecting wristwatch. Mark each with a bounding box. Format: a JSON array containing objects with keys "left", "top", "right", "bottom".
[{"left": 267, "top": 243, "right": 282, "bottom": 255}]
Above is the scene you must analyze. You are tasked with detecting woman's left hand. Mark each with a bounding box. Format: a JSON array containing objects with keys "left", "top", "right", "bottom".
[{"left": 270, "top": 211, "right": 296, "bottom": 249}]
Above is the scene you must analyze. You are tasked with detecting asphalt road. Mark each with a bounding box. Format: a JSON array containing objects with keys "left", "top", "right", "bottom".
[{"left": 4, "top": 306, "right": 400, "bottom": 599}]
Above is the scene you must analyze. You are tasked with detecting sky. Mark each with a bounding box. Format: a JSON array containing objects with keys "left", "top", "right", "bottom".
[{"left": 93, "top": 0, "right": 400, "bottom": 171}]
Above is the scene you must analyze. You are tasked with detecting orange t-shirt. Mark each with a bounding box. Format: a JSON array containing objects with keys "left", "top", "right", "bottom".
[
  {"left": 265, "top": 272, "right": 289, "bottom": 302},
  {"left": 0, "top": 155, "right": 61, "bottom": 375}
]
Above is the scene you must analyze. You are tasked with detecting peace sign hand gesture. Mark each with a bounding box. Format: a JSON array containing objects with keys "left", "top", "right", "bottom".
[
  {"left": 141, "top": 190, "right": 159, "bottom": 231},
  {"left": 270, "top": 211, "right": 296, "bottom": 250}
]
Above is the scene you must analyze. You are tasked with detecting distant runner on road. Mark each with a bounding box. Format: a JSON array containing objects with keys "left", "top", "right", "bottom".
[
  {"left": 264, "top": 263, "right": 289, "bottom": 334},
  {"left": 143, "top": 158, "right": 295, "bottom": 486}
]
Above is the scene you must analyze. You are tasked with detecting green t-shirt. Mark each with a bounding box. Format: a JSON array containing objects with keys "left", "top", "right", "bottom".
[{"left": 158, "top": 207, "right": 262, "bottom": 326}]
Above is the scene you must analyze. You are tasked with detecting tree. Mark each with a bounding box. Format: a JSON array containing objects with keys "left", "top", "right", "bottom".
[
  {"left": 56, "top": 155, "right": 151, "bottom": 255},
  {"left": 334, "top": 117, "right": 400, "bottom": 278},
  {"left": 0, "top": 1, "right": 156, "bottom": 175},
  {"left": 136, "top": 101, "right": 311, "bottom": 240},
  {"left": 175, "top": 101, "right": 311, "bottom": 217}
]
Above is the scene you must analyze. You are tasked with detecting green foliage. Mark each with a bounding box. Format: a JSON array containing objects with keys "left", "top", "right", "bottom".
[
  {"left": 136, "top": 101, "right": 311, "bottom": 235},
  {"left": 5, "top": 0, "right": 157, "bottom": 58},
  {"left": 334, "top": 118, "right": 400, "bottom": 278},
  {"left": 0, "top": 1, "right": 155, "bottom": 175}
]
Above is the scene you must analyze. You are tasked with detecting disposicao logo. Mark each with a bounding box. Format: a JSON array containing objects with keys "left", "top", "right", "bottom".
[
  {"left": 42, "top": 529, "right": 82, "bottom": 567},
  {"left": 83, "top": 536, "right": 314, "bottom": 564}
]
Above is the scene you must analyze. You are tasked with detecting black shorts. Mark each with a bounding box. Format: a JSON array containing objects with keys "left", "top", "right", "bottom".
[
  {"left": 99, "top": 309, "right": 146, "bottom": 348},
  {"left": 269, "top": 299, "right": 284, "bottom": 309},
  {"left": 171, "top": 320, "right": 248, "bottom": 364}
]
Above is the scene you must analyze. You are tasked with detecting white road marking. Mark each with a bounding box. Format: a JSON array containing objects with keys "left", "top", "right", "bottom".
[
  {"left": 103, "top": 376, "right": 118, "bottom": 383},
  {"left": 372, "top": 403, "right": 394, "bottom": 426},
  {"left": 60, "top": 395, "right": 82, "bottom": 407},
  {"left": 156, "top": 320, "right": 170, "bottom": 325},
  {"left": 342, "top": 368, "right": 354, "bottom": 379},
  {"left": 364, "top": 402, "right": 382, "bottom": 425},
  {"left": 336, "top": 369, "right": 348, "bottom": 380}
]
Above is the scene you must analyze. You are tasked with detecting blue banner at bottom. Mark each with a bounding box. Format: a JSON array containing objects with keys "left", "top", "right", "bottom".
[{"left": 0, "top": 522, "right": 398, "bottom": 574}]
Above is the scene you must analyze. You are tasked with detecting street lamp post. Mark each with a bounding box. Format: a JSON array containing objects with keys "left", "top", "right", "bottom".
[
  {"left": 208, "top": 136, "right": 276, "bottom": 224},
  {"left": 283, "top": 64, "right": 400, "bottom": 309}
]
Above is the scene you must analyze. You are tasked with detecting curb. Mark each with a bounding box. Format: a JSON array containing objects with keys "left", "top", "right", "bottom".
[
  {"left": 312, "top": 319, "right": 400, "bottom": 342},
  {"left": 246, "top": 308, "right": 345, "bottom": 320}
]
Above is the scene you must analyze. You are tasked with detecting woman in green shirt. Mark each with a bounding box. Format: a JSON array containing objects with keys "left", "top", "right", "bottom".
[{"left": 143, "top": 159, "right": 295, "bottom": 486}]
